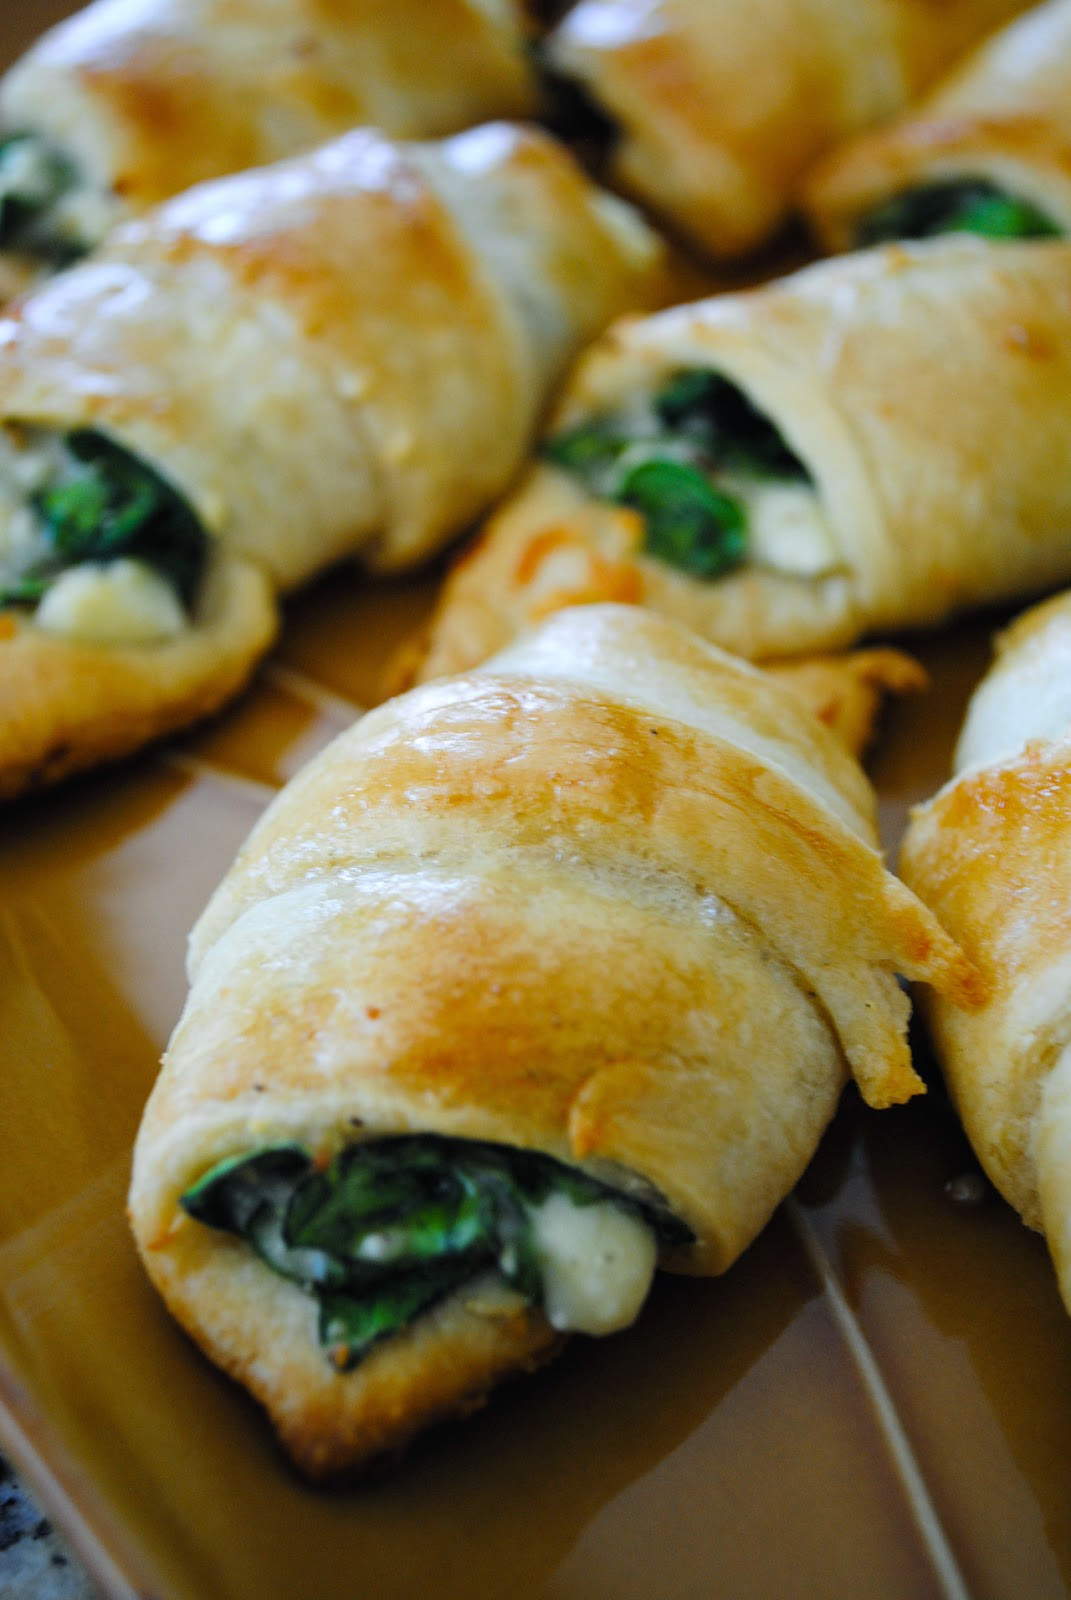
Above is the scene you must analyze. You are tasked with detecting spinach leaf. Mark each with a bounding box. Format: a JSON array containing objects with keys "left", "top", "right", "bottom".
[
  {"left": 181, "top": 1135, "right": 690, "bottom": 1371},
  {"left": 319, "top": 1261, "right": 480, "bottom": 1369},
  {"left": 6, "top": 429, "right": 209, "bottom": 611},
  {"left": 0, "top": 134, "right": 85, "bottom": 264},
  {"left": 654, "top": 369, "right": 808, "bottom": 481},
  {"left": 543, "top": 418, "right": 630, "bottom": 483},
  {"left": 0, "top": 572, "right": 48, "bottom": 606},
  {"left": 287, "top": 1144, "right": 493, "bottom": 1271},
  {"left": 533, "top": 48, "right": 621, "bottom": 168},
  {"left": 182, "top": 1144, "right": 310, "bottom": 1234},
  {"left": 857, "top": 179, "right": 1062, "bottom": 246},
  {"left": 620, "top": 458, "right": 746, "bottom": 579},
  {"left": 541, "top": 368, "right": 811, "bottom": 581}
]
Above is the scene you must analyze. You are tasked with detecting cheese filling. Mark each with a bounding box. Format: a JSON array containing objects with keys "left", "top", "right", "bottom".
[
  {"left": 731, "top": 479, "right": 840, "bottom": 578},
  {"left": 0, "top": 424, "right": 207, "bottom": 644},
  {"left": 529, "top": 1189, "right": 657, "bottom": 1335}
]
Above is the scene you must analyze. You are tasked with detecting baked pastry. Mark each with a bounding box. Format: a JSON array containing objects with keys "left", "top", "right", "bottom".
[
  {"left": 541, "top": 0, "right": 1030, "bottom": 260},
  {"left": 0, "top": 0, "right": 537, "bottom": 297},
  {"left": 129, "top": 603, "right": 978, "bottom": 1478},
  {"left": 899, "top": 588, "right": 1071, "bottom": 1315},
  {"left": 806, "top": 0, "right": 1071, "bottom": 251},
  {"left": 0, "top": 122, "right": 663, "bottom": 799},
  {"left": 412, "top": 237, "right": 1071, "bottom": 677}
]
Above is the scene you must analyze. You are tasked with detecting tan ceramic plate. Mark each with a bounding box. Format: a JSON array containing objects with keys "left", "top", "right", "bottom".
[{"left": 3, "top": 7, "right": 1071, "bottom": 1597}]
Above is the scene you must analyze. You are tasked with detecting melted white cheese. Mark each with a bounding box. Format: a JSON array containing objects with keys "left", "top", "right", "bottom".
[
  {"left": 732, "top": 479, "right": 842, "bottom": 578},
  {"left": 35, "top": 559, "right": 186, "bottom": 644},
  {"left": 529, "top": 1191, "right": 658, "bottom": 1336}
]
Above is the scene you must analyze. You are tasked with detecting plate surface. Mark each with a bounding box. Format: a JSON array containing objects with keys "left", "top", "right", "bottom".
[{"left": 2, "top": 8, "right": 1071, "bottom": 1598}]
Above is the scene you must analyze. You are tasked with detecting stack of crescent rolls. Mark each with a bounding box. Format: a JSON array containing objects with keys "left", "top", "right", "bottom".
[{"left": 1, "top": 0, "right": 1070, "bottom": 1481}]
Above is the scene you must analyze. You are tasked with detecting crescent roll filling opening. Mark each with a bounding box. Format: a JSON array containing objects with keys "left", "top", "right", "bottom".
[
  {"left": 534, "top": 50, "right": 622, "bottom": 173},
  {"left": 543, "top": 368, "right": 843, "bottom": 584},
  {"left": 181, "top": 1135, "right": 692, "bottom": 1369},
  {"left": 856, "top": 179, "right": 1063, "bottom": 246},
  {"left": 0, "top": 424, "right": 209, "bottom": 643},
  {"left": 0, "top": 133, "right": 114, "bottom": 266}
]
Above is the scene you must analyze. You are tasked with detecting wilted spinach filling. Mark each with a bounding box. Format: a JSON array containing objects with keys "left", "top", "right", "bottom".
[
  {"left": 856, "top": 179, "right": 1062, "bottom": 246},
  {"left": 181, "top": 1136, "right": 691, "bottom": 1371},
  {"left": 0, "top": 429, "right": 208, "bottom": 612},
  {"left": 543, "top": 368, "right": 810, "bottom": 580},
  {"left": 0, "top": 133, "right": 91, "bottom": 265},
  {"left": 535, "top": 57, "right": 621, "bottom": 169}
]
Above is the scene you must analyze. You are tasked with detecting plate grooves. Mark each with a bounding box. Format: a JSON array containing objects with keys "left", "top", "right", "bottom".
[
  {"left": 261, "top": 662, "right": 368, "bottom": 728},
  {"left": 156, "top": 747, "right": 281, "bottom": 808},
  {"left": 786, "top": 1197, "right": 974, "bottom": 1600}
]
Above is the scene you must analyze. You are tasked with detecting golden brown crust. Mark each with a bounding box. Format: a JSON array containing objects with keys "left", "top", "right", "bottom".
[
  {"left": 766, "top": 647, "right": 927, "bottom": 760},
  {"left": 899, "top": 588, "right": 1071, "bottom": 1310},
  {"left": 130, "top": 604, "right": 978, "bottom": 1475},
  {"left": 805, "top": 0, "right": 1071, "bottom": 249},
  {"left": 399, "top": 596, "right": 925, "bottom": 763},
  {"left": 412, "top": 240, "right": 1071, "bottom": 669},
  {"left": 142, "top": 1238, "right": 563, "bottom": 1481},
  {"left": 546, "top": 0, "right": 1030, "bottom": 259},
  {"left": 0, "top": 556, "right": 277, "bottom": 800},
  {"left": 0, "top": 0, "right": 537, "bottom": 218}
]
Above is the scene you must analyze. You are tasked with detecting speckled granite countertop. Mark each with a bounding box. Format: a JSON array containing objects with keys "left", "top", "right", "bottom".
[{"left": 0, "top": 1455, "right": 100, "bottom": 1600}]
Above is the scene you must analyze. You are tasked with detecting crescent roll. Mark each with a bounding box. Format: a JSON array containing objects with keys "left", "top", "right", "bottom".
[
  {"left": 899, "top": 589, "right": 1071, "bottom": 1315},
  {"left": 413, "top": 236, "right": 1071, "bottom": 679},
  {"left": 0, "top": 123, "right": 664, "bottom": 799},
  {"left": 541, "top": 0, "right": 1031, "bottom": 260},
  {"left": 806, "top": 0, "right": 1071, "bottom": 251},
  {"left": 0, "top": 0, "right": 537, "bottom": 296},
  {"left": 129, "top": 603, "right": 978, "bottom": 1478}
]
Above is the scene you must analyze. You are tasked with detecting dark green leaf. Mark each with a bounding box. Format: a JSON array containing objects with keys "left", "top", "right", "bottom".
[
  {"left": 620, "top": 457, "right": 747, "bottom": 579},
  {"left": 653, "top": 368, "right": 808, "bottom": 480},
  {"left": 288, "top": 1149, "right": 491, "bottom": 1272},
  {"left": 534, "top": 51, "right": 621, "bottom": 165},
  {"left": 180, "top": 1145, "right": 310, "bottom": 1233},
  {"left": 857, "top": 179, "right": 1062, "bottom": 246},
  {"left": 542, "top": 419, "right": 630, "bottom": 484},
  {"left": 0, "top": 134, "right": 84, "bottom": 263},
  {"left": 180, "top": 1135, "right": 692, "bottom": 1371},
  {"left": 319, "top": 1259, "right": 478, "bottom": 1369},
  {"left": 0, "top": 573, "right": 48, "bottom": 606},
  {"left": 31, "top": 430, "right": 208, "bottom": 607}
]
